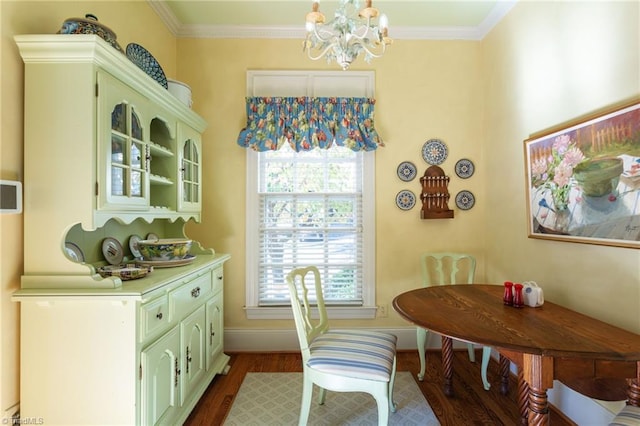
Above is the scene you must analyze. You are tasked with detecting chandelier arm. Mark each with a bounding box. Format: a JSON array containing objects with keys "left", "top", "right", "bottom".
[
  {"left": 305, "top": 40, "right": 341, "bottom": 61},
  {"left": 311, "top": 25, "right": 340, "bottom": 44},
  {"left": 358, "top": 41, "right": 386, "bottom": 59}
]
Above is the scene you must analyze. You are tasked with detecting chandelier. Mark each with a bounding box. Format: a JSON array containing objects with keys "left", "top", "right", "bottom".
[{"left": 303, "top": 0, "right": 392, "bottom": 70}]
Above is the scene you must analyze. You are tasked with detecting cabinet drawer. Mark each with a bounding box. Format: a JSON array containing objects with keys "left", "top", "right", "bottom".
[
  {"left": 169, "top": 271, "right": 212, "bottom": 320},
  {"left": 140, "top": 295, "right": 170, "bottom": 342},
  {"left": 212, "top": 266, "right": 223, "bottom": 294}
]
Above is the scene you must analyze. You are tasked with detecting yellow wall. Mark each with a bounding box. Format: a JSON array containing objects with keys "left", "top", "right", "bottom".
[
  {"left": 482, "top": 0, "right": 640, "bottom": 332},
  {"left": 182, "top": 37, "right": 488, "bottom": 329},
  {"left": 1, "top": 0, "right": 639, "bottom": 418},
  {"left": 0, "top": 0, "right": 175, "bottom": 417}
]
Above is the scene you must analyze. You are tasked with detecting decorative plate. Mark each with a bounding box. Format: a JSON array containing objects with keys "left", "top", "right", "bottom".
[
  {"left": 396, "top": 190, "right": 416, "bottom": 210},
  {"left": 455, "top": 190, "right": 476, "bottom": 210},
  {"left": 65, "top": 242, "right": 84, "bottom": 263},
  {"left": 129, "top": 234, "right": 142, "bottom": 258},
  {"left": 422, "top": 139, "right": 448, "bottom": 165},
  {"left": 146, "top": 232, "right": 160, "bottom": 241},
  {"left": 125, "top": 43, "right": 168, "bottom": 89},
  {"left": 102, "top": 237, "right": 124, "bottom": 265},
  {"left": 97, "top": 264, "right": 153, "bottom": 281},
  {"left": 397, "top": 161, "right": 417, "bottom": 182},
  {"left": 136, "top": 254, "right": 196, "bottom": 268},
  {"left": 455, "top": 158, "right": 475, "bottom": 179}
]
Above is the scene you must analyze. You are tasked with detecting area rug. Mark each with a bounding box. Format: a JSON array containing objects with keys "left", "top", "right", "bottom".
[{"left": 223, "top": 371, "right": 441, "bottom": 425}]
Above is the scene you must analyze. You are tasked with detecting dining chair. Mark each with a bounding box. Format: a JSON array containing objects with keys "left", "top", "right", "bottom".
[
  {"left": 417, "top": 252, "right": 492, "bottom": 390},
  {"left": 286, "top": 266, "right": 398, "bottom": 426}
]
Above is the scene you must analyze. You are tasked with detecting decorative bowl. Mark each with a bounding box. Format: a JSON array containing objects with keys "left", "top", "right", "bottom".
[
  {"left": 57, "top": 14, "right": 123, "bottom": 53},
  {"left": 137, "top": 238, "right": 192, "bottom": 261},
  {"left": 97, "top": 264, "right": 153, "bottom": 281},
  {"left": 574, "top": 157, "right": 623, "bottom": 197}
]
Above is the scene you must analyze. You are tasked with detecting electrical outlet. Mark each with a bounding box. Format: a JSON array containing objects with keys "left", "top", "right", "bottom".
[{"left": 378, "top": 304, "right": 388, "bottom": 318}]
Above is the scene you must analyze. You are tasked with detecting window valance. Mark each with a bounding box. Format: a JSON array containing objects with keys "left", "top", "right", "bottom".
[{"left": 236, "top": 97, "right": 384, "bottom": 152}]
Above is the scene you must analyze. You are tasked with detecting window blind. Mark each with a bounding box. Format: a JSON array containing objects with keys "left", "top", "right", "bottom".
[{"left": 257, "top": 144, "right": 364, "bottom": 306}]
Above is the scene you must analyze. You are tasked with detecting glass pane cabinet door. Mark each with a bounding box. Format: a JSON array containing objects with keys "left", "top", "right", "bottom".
[
  {"left": 98, "top": 72, "right": 150, "bottom": 210},
  {"left": 178, "top": 124, "right": 202, "bottom": 212}
]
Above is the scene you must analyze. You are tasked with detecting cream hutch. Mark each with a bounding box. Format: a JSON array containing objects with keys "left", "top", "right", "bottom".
[{"left": 13, "top": 35, "right": 230, "bottom": 425}]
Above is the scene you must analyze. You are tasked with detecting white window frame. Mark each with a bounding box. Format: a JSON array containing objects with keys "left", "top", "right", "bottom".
[{"left": 244, "top": 70, "right": 377, "bottom": 319}]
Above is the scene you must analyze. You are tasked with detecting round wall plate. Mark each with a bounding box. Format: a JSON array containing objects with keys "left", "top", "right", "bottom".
[
  {"left": 102, "top": 237, "right": 124, "bottom": 265},
  {"left": 396, "top": 190, "right": 416, "bottom": 210},
  {"left": 397, "top": 161, "right": 417, "bottom": 182},
  {"left": 129, "top": 234, "right": 142, "bottom": 258},
  {"left": 455, "top": 159, "right": 475, "bottom": 179},
  {"left": 65, "top": 242, "right": 85, "bottom": 263},
  {"left": 422, "top": 139, "right": 448, "bottom": 165},
  {"left": 455, "top": 190, "right": 476, "bottom": 210}
]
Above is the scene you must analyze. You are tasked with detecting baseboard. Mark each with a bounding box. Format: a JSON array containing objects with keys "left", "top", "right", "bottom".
[
  {"left": 223, "top": 326, "right": 622, "bottom": 424},
  {"left": 224, "top": 326, "right": 471, "bottom": 352}
]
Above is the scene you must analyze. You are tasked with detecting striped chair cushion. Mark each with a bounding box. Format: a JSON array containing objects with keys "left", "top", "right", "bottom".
[
  {"left": 307, "top": 330, "right": 397, "bottom": 381},
  {"left": 610, "top": 404, "right": 640, "bottom": 426}
]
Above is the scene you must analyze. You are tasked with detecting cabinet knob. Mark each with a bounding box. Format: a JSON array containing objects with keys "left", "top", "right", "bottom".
[
  {"left": 156, "top": 312, "right": 163, "bottom": 320},
  {"left": 191, "top": 287, "right": 201, "bottom": 298}
]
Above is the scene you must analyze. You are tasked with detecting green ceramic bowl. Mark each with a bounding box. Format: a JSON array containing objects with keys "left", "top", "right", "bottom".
[{"left": 137, "top": 238, "right": 192, "bottom": 261}]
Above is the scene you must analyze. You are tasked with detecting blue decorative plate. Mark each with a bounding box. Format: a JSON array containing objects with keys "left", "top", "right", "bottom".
[
  {"left": 396, "top": 190, "right": 416, "bottom": 210},
  {"left": 455, "top": 190, "right": 475, "bottom": 210},
  {"left": 422, "top": 139, "right": 448, "bottom": 165},
  {"left": 455, "top": 158, "right": 475, "bottom": 179},
  {"left": 397, "top": 161, "right": 417, "bottom": 182},
  {"left": 126, "top": 43, "right": 168, "bottom": 89}
]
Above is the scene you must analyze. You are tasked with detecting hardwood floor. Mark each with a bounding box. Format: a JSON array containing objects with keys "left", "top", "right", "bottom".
[{"left": 184, "top": 350, "right": 576, "bottom": 425}]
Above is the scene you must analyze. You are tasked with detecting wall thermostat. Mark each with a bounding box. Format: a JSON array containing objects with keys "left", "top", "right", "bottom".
[{"left": 0, "top": 180, "right": 22, "bottom": 214}]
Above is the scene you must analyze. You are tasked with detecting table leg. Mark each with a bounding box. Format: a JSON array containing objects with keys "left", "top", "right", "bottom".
[
  {"left": 628, "top": 361, "right": 640, "bottom": 406},
  {"left": 517, "top": 368, "right": 529, "bottom": 426},
  {"left": 499, "top": 355, "right": 510, "bottom": 395},
  {"left": 442, "top": 336, "right": 454, "bottom": 396},
  {"left": 523, "top": 354, "right": 554, "bottom": 426}
]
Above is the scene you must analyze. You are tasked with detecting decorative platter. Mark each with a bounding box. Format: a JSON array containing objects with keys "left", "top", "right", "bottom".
[
  {"left": 395, "top": 190, "right": 416, "bottom": 210},
  {"left": 102, "top": 237, "right": 124, "bottom": 265},
  {"left": 64, "top": 242, "right": 84, "bottom": 263},
  {"left": 136, "top": 254, "right": 196, "bottom": 268},
  {"left": 455, "top": 190, "right": 476, "bottom": 210},
  {"left": 422, "top": 139, "right": 448, "bottom": 165},
  {"left": 146, "top": 232, "right": 160, "bottom": 241},
  {"left": 455, "top": 158, "right": 475, "bottom": 179},
  {"left": 396, "top": 161, "right": 417, "bottom": 182},
  {"left": 125, "top": 43, "right": 168, "bottom": 89},
  {"left": 97, "top": 264, "right": 153, "bottom": 281},
  {"left": 129, "top": 234, "right": 142, "bottom": 258}
]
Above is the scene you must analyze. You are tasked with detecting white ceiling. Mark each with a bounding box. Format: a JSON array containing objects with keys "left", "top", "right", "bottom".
[{"left": 149, "top": 0, "right": 517, "bottom": 40}]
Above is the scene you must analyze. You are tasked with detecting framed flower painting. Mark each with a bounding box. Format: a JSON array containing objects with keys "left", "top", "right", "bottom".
[{"left": 524, "top": 99, "right": 640, "bottom": 248}]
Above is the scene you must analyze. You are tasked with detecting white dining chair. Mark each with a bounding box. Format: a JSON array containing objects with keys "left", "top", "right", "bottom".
[
  {"left": 286, "top": 266, "right": 398, "bottom": 426},
  {"left": 417, "top": 252, "right": 492, "bottom": 390}
]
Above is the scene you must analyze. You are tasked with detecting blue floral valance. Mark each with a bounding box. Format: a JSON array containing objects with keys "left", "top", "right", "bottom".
[{"left": 237, "top": 97, "right": 384, "bottom": 152}]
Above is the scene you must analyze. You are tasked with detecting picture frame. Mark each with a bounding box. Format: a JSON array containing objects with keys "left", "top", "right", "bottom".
[{"left": 524, "top": 99, "right": 640, "bottom": 248}]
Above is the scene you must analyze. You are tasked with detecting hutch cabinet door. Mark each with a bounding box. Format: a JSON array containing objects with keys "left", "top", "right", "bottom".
[
  {"left": 180, "top": 305, "right": 207, "bottom": 405},
  {"left": 177, "top": 123, "right": 202, "bottom": 213},
  {"left": 206, "top": 292, "right": 224, "bottom": 371},
  {"left": 97, "top": 70, "right": 150, "bottom": 211},
  {"left": 141, "top": 326, "right": 181, "bottom": 426}
]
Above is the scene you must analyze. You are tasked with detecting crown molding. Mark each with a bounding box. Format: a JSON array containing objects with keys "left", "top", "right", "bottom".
[{"left": 149, "top": 0, "right": 517, "bottom": 41}]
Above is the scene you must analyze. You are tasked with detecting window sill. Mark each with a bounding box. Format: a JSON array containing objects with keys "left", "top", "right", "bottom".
[{"left": 245, "top": 305, "right": 378, "bottom": 320}]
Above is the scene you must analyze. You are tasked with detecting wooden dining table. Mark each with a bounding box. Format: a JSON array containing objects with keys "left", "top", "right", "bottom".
[{"left": 393, "top": 285, "right": 640, "bottom": 425}]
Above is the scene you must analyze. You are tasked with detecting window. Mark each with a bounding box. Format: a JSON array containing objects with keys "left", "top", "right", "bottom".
[{"left": 243, "top": 71, "right": 378, "bottom": 319}]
